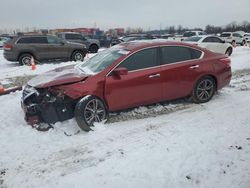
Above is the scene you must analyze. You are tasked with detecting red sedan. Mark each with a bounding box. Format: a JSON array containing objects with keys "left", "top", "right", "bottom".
[{"left": 22, "top": 41, "right": 231, "bottom": 131}]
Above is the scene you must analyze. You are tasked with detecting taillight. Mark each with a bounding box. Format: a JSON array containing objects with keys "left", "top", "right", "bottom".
[
  {"left": 220, "top": 57, "right": 231, "bottom": 67},
  {"left": 3, "top": 44, "right": 13, "bottom": 50}
]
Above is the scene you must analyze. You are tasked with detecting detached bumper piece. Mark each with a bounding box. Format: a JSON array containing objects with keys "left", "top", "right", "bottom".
[{"left": 21, "top": 85, "right": 75, "bottom": 131}]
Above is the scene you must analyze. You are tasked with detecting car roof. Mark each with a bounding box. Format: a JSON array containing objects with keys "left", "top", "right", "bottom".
[
  {"left": 59, "top": 32, "right": 81, "bottom": 34},
  {"left": 115, "top": 40, "right": 206, "bottom": 52},
  {"left": 17, "top": 35, "right": 51, "bottom": 38}
]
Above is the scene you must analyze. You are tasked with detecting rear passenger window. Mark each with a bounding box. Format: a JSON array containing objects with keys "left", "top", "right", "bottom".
[
  {"left": 203, "top": 37, "right": 213, "bottom": 43},
  {"left": 17, "top": 37, "right": 47, "bottom": 44},
  {"left": 119, "top": 48, "right": 157, "bottom": 71},
  {"left": 161, "top": 46, "right": 202, "bottom": 65}
]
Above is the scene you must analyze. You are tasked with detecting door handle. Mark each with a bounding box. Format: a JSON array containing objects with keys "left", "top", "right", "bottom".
[
  {"left": 189, "top": 65, "right": 199, "bottom": 69},
  {"left": 149, "top": 73, "right": 160, "bottom": 78}
]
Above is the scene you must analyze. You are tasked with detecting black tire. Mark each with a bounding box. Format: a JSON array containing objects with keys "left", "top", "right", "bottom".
[
  {"left": 242, "top": 40, "right": 246, "bottom": 46},
  {"left": 72, "top": 51, "right": 85, "bottom": 61},
  {"left": 18, "top": 53, "right": 32, "bottom": 66},
  {"left": 225, "top": 47, "right": 233, "bottom": 56},
  {"left": 89, "top": 44, "right": 99, "bottom": 53},
  {"left": 191, "top": 76, "right": 216, "bottom": 103},
  {"left": 74, "top": 95, "right": 108, "bottom": 131}
]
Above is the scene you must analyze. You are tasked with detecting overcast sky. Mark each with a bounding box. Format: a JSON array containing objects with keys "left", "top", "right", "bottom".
[{"left": 1, "top": 0, "right": 250, "bottom": 31}]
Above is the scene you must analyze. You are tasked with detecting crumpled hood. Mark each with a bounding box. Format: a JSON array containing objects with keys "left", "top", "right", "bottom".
[{"left": 28, "top": 65, "right": 89, "bottom": 88}]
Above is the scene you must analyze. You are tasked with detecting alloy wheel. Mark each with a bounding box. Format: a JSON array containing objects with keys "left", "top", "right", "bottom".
[
  {"left": 22, "top": 56, "right": 32, "bottom": 65},
  {"left": 84, "top": 99, "right": 106, "bottom": 125},
  {"left": 74, "top": 52, "right": 83, "bottom": 61},
  {"left": 196, "top": 79, "right": 215, "bottom": 101}
]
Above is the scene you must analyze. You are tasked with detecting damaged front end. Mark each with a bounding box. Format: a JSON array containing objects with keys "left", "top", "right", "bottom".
[{"left": 21, "top": 85, "right": 76, "bottom": 130}]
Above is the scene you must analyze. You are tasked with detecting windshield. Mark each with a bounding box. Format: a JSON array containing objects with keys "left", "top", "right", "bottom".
[
  {"left": 78, "top": 48, "right": 129, "bottom": 74},
  {"left": 183, "top": 36, "right": 202, "bottom": 42}
]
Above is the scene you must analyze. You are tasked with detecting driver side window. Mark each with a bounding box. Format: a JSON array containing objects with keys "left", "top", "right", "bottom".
[{"left": 118, "top": 48, "right": 158, "bottom": 72}]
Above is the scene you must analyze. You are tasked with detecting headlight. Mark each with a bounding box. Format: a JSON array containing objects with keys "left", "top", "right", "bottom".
[{"left": 23, "top": 85, "right": 39, "bottom": 100}]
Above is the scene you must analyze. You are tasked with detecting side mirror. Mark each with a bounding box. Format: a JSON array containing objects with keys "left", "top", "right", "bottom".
[
  {"left": 113, "top": 67, "right": 128, "bottom": 76},
  {"left": 60, "top": 41, "right": 65, "bottom": 45}
]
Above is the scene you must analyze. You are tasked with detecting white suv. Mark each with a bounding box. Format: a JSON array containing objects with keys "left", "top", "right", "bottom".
[
  {"left": 220, "top": 32, "right": 246, "bottom": 45},
  {"left": 181, "top": 31, "right": 207, "bottom": 41},
  {"left": 244, "top": 33, "right": 250, "bottom": 44}
]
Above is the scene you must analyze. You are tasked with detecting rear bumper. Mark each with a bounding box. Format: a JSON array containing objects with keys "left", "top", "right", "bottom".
[
  {"left": 217, "top": 67, "right": 232, "bottom": 90},
  {"left": 3, "top": 50, "right": 18, "bottom": 61}
]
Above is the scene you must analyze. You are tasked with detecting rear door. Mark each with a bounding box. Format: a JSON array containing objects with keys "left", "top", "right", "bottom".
[
  {"left": 16, "top": 36, "right": 49, "bottom": 60},
  {"left": 159, "top": 46, "right": 205, "bottom": 100},
  {"left": 105, "top": 47, "right": 163, "bottom": 111}
]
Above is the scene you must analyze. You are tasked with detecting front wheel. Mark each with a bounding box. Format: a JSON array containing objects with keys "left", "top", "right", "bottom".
[
  {"left": 191, "top": 76, "right": 216, "bottom": 103},
  {"left": 225, "top": 47, "right": 233, "bottom": 56},
  {"left": 75, "top": 96, "right": 108, "bottom": 131},
  {"left": 72, "top": 51, "right": 85, "bottom": 61}
]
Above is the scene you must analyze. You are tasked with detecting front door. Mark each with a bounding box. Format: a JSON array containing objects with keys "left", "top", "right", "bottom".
[
  {"left": 105, "top": 47, "right": 163, "bottom": 111},
  {"left": 46, "top": 36, "right": 69, "bottom": 59}
]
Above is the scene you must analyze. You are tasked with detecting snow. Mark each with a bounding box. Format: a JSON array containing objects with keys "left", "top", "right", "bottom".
[
  {"left": 0, "top": 46, "right": 250, "bottom": 188},
  {"left": 0, "top": 49, "right": 97, "bottom": 80}
]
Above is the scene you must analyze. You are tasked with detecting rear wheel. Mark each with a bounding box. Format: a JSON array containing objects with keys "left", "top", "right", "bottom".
[
  {"left": 72, "top": 51, "right": 85, "bottom": 61},
  {"left": 75, "top": 96, "right": 108, "bottom": 131},
  {"left": 89, "top": 44, "right": 99, "bottom": 53},
  {"left": 231, "top": 40, "right": 236, "bottom": 46},
  {"left": 225, "top": 47, "right": 233, "bottom": 56},
  {"left": 242, "top": 40, "right": 246, "bottom": 46},
  {"left": 192, "top": 76, "right": 216, "bottom": 103},
  {"left": 18, "top": 53, "right": 32, "bottom": 66}
]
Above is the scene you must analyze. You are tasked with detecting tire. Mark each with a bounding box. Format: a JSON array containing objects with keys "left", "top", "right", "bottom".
[
  {"left": 225, "top": 47, "right": 233, "bottom": 56},
  {"left": 242, "top": 40, "right": 246, "bottom": 46},
  {"left": 191, "top": 76, "right": 216, "bottom": 103},
  {"left": 18, "top": 53, "right": 32, "bottom": 66},
  {"left": 74, "top": 95, "right": 108, "bottom": 131},
  {"left": 72, "top": 51, "right": 85, "bottom": 61},
  {"left": 89, "top": 44, "right": 99, "bottom": 53}
]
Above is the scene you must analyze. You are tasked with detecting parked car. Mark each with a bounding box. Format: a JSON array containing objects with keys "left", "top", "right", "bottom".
[
  {"left": 0, "top": 37, "right": 9, "bottom": 48},
  {"left": 244, "top": 33, "right": 250, "bottom": 44},
  {"left": 57, "top": 32, "right": 100, "bottom": 53},
  {"left": 111, "top": 34, "right": 155, "bottom": 46},
  {"left": 91, "top": 35, "right": 114, "bottom": 48},
  {"left": 183, "top": 35, "right": 233, "bottom": 56},
  {"left": 21, "top": 41, "right": 231, "bottom": 131},
  {"left": 181, "top": 31, "right": 207, "bottom": 40},
  {"left": 220, "top": 32, "right": 246, "bottom": 45},
  {"left": 3, "top": 35, "right": 87, "bottom": 65}
]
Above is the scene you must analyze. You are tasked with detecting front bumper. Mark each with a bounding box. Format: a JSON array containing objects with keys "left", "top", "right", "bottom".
[{"left": 21, "top": 86, "right": 75, "bottom": 128}]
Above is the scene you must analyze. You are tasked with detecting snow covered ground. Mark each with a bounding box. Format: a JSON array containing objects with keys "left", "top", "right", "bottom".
[{"left": 0, "top": 47, "right": 250, "bottom": 188}]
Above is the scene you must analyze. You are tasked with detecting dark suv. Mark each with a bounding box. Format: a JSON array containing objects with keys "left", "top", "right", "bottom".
[
  {"left": 57, "top": 32, "right": 100, "bottom": 53},
  {"left": 3, "top": 35, "right": 88, "bottom": 65}
]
